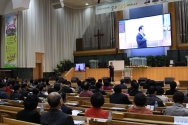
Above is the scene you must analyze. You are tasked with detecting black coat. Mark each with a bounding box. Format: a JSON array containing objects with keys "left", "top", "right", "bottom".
[
  {"left": 110, "top": 93, "right": 132, "bottom": 104},
  {"left": 165, "top": 89, "right": 178, "bottom": 95},
  {"left": 10, "top": 92, "right": 24, "bottom": 100},
  {"left": 62, "top": 86, "right": 73, "bottom": 93},
  {"left": 61, "top": 104, "right": 72, "bottom": 114},
  {"left": 40, "top": 109, "right": 74, "bottom": 125}
]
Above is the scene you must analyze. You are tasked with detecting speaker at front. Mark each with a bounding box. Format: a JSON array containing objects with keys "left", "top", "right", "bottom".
[{"left": 71, "top": 77, "right": 79, "bottom": 83}]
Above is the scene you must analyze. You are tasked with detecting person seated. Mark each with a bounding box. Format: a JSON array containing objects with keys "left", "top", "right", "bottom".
[
  {"left": 164, "top": 92, "right": 188, "bottom": 116},
  {"left": 37, "top": 84, "right": 46, "bottom": 98},
  {"left": 146, "top": 86, "right": 164, "bottom": 107},
  {"left": 76, "top": 80, "right": 82, "bottom": 94},
  {"left": 54, "top": 78, "right": 61, "bottom": 85},
  {"left": 119, "top": 79, "right": 127, "bottom": 89},
  {"left": 79, "top": 82, "right": 93, "bottom": 97},
  {"left": 85, "top": 93, "right": 108, "bottom": 118},
  {"left": 103, "top": 81, "right": 112, "bottom": 90},
  {"left": 21, "top": 84, "right": 29, "bottom": 97},
  {"left": 10, "top": 84, "right": 24, "bottom": 100},
  {"left": 46, "top": 79, "right": 50, "bottom": 86},
  {"left": 33, "top": 88, "right": 42, "bottom": 103},
  {"left": 90, "top": 81, "right": 97, "bottom": 90},
  {"left": 107, "top": 78, "right": 114, "bottom": 86},
  {"left": 61, "top": 92, "right": 72, "bottom": 114},
  {"left": 98, "top": 79, "right": 102, "bottom": 83},
  {"left": 129, "top": 82, "right": 142, "bottom": 96},
  {"left": 156, "top": 86, "right": 169, "bottom": 102},
  {"left": 110, "top": 85, "right": 132, "bottom": 104},
  {"left": 128, "top": 93, "right": 153, "bottom": 114},
  {"left": 41, "top": 78, "right": 46, "bottom": 87},
  {"left": 33, "top": 80, "right": 39, "bottom": 88},
  {"left": 29, "top": 79, "right": 34, "bottom": 87},
  {"left": 6, "top": 81, "right": 13, "bottom": 93},
  {"left": 16, "top": 95, "right": 41, "bottom": 123},
  {"left": 40, "top": 92, "right": 74, "bottom": 125},
  {"left": 0, "top": 82, "right": 9, "bottom": 99},
  {"left": 128, "top": 80, "right": 137, "bottom": 93},
  {"left": 92, "top": 82, "right": 107, "bottom": 95},
  {"left": 165, "top": 81, "right": 178, "bottom": 95},
  {"left": 62, "top": 81, "right": 73, "bottom": 93},
  {"left": 54, "top": 83, "right": 61, "bottom": 93},
  {"left": 48, "top": 88, "right": 55, "bottom": 94}
]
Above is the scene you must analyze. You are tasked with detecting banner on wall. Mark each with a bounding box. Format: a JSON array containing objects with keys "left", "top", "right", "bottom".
[
  {"left": 4, "top": 13, "right": 18, "bottom": 68},
  {"left": 96, "top": 0, "right": 181, "bottom": 15}
]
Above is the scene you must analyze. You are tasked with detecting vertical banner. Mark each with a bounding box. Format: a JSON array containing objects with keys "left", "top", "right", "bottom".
[{"left": 4, "top": 13, "right": 18, "bottom": 68}]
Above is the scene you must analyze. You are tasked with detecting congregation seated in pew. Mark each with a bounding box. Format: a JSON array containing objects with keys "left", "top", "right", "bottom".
[
  {"left": 10, "top": 84, "right": 24, "bottom": 100},
  {"left": 40, "top": 92, "right": 74, "bottom": 125},
  {"left": 16, "top": 95, "right": 41, "bottom": 124},
  {"left": 156, "top": 86, "right": 169, "bottom": 102},
  {"left": 21, "top": 83, "right": 29, "bottom": 97},
  {"left": 89, "top": 80, "right": 96, "bottom": 90},
  {"left": 129, "top": 82, "right": 142, "bottom": 96},
  {"left": 110, "top": 85, "right": 132, "bottom": 105},
  {"left": 165, "top": 81, "right": 178, "bottom": 95},
  {"left": 37, "top": 84, "right": 47, "bottom": 98},
  {"left": 92, "top": 82, "right": 107, "bottom": 95},
  {"left": 62, "top": 81, "right": 74, "bottom": 93},
  {"left": 128, "top": 93, "right": 153, "bottom": 114},
  {"left": 164, "top": 92, "right": 188, "bottom": 116},
  {"left": 79, "top": 82, "right": 93, "bottom": 97},
  {"left": 32, "top": 88, "right": 42, "bottom": 103},
  {"left": 0, "top": 82, "right": 9, "bottom": 99},
  {"left": 119, "top": 79, "right": 127, "bottom": 89},
  {"left": 60, "top": 92, "right": 72, "bottom": 114},
  {"left": 146, "top": 86, "right": 164, "bottom": 107},
  {"left": 85, "top": 93, "right": 108, "bottom": 119}
]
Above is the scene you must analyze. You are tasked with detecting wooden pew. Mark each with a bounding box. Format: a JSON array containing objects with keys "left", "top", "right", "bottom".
[{"left": 2, "top": 117, "right": 40, "bottom": 125}]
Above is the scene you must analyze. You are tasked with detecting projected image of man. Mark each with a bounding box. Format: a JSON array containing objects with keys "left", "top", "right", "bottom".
[{"left": 136, "top": 25, "right": 147, "bottom": 48}]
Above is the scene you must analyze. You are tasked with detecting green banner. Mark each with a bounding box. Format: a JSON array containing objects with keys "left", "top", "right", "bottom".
[{"left": 5, "top": 13, "right": 18, "bottom": 68}]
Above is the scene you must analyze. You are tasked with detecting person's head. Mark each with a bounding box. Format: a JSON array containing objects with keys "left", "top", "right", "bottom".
[
  {"left": 34, "top": 80, "right": 38, "bottom": 86},
  {"left": 131, "top": 80, "right": 137, "bottom": 87},
  {"left": 81, "top": 82, "right": 90, "bottom": 90},
  {"left": 113, "top": 85, "right": 122, "bottom": 93},
  {"left": 65, "top": 81, "right": 71, "bottom": 87},
  {"left": 104, "top": 81, "right": 109, "bottom": 86},
  {"left": 77, "top": 80, "right": 81, "bottom": 87},
  {"left": 91, "top": 93, "right": 104, "bottom": 108},
  {"left": 170, "top": 81, "right": 177, "bottom": 90},
  {"left": 110, "top": 62, "right": 113, "bottom": 65},
  {"left": 98, "top": 79, "right": 102, "bottom": 83},
  {"left": 33, "top": 88, "right": 40, "bottom": 96},
  {"left": 24, "top": 95, "right": 38, "bottom": 110},
  {"left": 30, "top": 79, "right": 34, "bottom": 84},
  {"left": 0, "top": 83, "right": 7, "bottom": 91},
  {"left": 61, "top": 92, "right": 67, "bottom": 102},
  {"left": 120, "top": 79, "right": 125, "bottom": 84},
  {"left": 134, "top": 93, "right": 146, "bottom": 107},
  {"left": 38, "top": 79, "right": 42, "bottom": 83},
  {"left": 13, "top": 84, "right": 21, "bottom": 92},
  {"left": 132, "top": 82, "right": 139, "bottom": 90},
  {"left": 173, "top": 92, "right": 185, "bottom": 104},
  {"left": 138, "top": 25, "right": 144, "bottom": 34},
  {"left": 37, "top": 84, "right": 44, "bottom": 92},
  {"left": 47, "top": 92, "right": 62, "bottom": 109},
  {"left": 21, "top": 84, "right": 28, "bottom": 90},
  {"left": 148, "top": 86, "right": 157, "bottom": 95},
  {"left": 54, "top": 83, "right": 60, "bottom": 92},
  {"left": 96, "top": 82, "right": 102, "bottom": 89},
  {"left": 48, "top": 88, "right": 55, "bottom": 94},
  {"left": 156, "top": 86, "right": 164, "bottom": 95},
  {"left": 91, "top": 81, "right": 95, "bottom": 86}
]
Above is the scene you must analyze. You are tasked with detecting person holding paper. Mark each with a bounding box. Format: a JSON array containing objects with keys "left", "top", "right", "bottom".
[
  {"left": 164, "top": 92, "right": 188, "bottom": 116},
  {"left": 109, "top": 62, "right": 115, "bottom": 82}
]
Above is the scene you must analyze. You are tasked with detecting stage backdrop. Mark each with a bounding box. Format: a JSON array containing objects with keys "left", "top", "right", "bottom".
[{"left": 4, "top": 13, "right": 18, "bottom": 68}]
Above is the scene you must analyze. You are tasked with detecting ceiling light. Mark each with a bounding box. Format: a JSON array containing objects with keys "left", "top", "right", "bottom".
[{"left": 85, "top": 3, "right": 89, "bottom": 5}]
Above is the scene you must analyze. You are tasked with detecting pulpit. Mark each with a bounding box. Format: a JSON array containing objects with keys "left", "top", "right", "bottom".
[
  {"left": 186, "top": 56, "right": 188, "bottom": 66},
  {"left": 122, "top": 68, "right": 133, "bottom": 79},
  {"left": 89, "top": 60, "right": 99, "bottom": 68}
]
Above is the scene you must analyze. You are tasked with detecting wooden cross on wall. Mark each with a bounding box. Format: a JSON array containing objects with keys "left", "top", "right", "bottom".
[{"left": 94, "top": 29, "right": 104, "bottom": 49}]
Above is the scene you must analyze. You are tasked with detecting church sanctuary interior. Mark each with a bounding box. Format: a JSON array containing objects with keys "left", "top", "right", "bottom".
[{"left": 1, "top": 0, "right": 188, "bottom": 125}]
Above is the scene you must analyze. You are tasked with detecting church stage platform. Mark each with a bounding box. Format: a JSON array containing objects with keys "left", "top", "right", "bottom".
[{"left": 64, "top": 67, "right": 188, "bottom": 82}]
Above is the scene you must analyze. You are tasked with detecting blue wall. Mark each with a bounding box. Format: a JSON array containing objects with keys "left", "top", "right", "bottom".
[{"left": 129, "top": 4, "right": 165, "bottom": 57}]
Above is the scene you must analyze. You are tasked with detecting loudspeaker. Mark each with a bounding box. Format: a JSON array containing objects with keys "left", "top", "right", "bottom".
[
  {"left": 164, "top": 77, "right": 174, "bottom": 84},
  {"left": 138, "top": 77, "right": 147, "bottom": 84},
  {"left": 71, "top": 77, "right": 79, "bottom": 83},
  {"left": 124, "top": 77, "right": 131, "bottom": 84},
  {"left": 76, "top": 38, "right": 83, "bottom": 51},
  {"left": 52, "top": 0, "right": 64, "bottom": 9}
]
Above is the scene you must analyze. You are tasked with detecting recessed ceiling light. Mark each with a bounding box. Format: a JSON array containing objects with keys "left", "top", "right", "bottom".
[{"left": 85, "top": 3, "right": 89, "bottom": 5}]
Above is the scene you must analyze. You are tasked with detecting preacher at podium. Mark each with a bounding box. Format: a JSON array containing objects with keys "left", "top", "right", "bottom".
[{"left": 109, "top": 62, "right": 114, "bottom": 82}]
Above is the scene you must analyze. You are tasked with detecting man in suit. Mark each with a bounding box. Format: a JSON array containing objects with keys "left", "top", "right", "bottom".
[
  {"left": 110, "top": 85, "right": 132, "bottom": 104},
  {"left": 10, "top": 84, "right": 24, "bottom": 100},
  {"left": 136, "top": 25, "right": 147, "bottom": 48},
  {"left": 16, "top": 95, "right": 40, "bottom": 124},
  {"left": 109, "top": 62, "right": 115, "bottom": 82},
  {"left": 61, "top": 92, "right": 72, "bottom": 114},
  {"left": 40, "top": 92, "right": 74, "bottom": 125},
  {"left": 0, "top": 82, "right": 9, "bottom": 99}
]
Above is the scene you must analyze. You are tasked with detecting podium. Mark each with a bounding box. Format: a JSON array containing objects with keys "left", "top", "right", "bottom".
[
  {"left": 122, "top": 68, "right": 133, "bottom": 79},
  {"left": 89, "top": 60, "right": 99, "bottom": 68}
]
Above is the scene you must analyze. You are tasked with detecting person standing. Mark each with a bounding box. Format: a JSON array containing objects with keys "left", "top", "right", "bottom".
[{"left": 109, "top": 62, "right": 114, "bottom": 82}]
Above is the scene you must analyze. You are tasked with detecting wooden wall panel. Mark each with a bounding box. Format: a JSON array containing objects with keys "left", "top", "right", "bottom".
[
  {"left": 86, "top": 68, "right": 109, "bottom": 80},
  {"left": 64, "top": 68, "right": 74, "bottom": 80},
  {"left": 33, "top": 52, "right": 44, "bottom": 79}
]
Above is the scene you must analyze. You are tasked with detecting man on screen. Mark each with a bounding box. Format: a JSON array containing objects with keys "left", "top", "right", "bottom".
[{"left": 136, "top": 25, "right": 147, "bottom": 48}]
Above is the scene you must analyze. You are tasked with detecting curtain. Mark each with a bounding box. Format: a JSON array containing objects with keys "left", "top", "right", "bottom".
[
  {"left": 175, "top": 0, "right": 188, "bottom": 43},
  {"left": 1, "top": 0, "right": 108, "bottom": 72}
]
